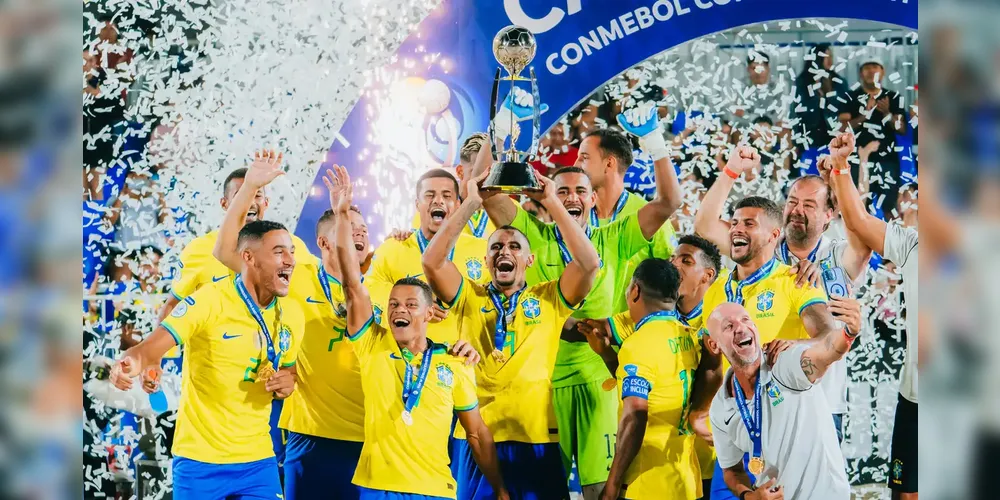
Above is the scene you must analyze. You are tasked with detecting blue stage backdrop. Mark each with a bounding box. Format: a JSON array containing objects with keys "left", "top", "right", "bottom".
[{"left": 296, "top": 0, "right": 917, "bottom": 248}]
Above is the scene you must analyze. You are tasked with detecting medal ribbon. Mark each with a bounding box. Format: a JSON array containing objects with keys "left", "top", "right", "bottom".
[
  {"left": 589, "top": 190, "right": 629, "bottom": 227},
  {"left": 634, "top": 310, "right": 678, "bottom": 331},
  {"left": 486, "top": 283, "right": 525, "bottom": 352},
  {"left": 467, "top": 209, "right": 489, "bottom": 238},
  {"left": 402, "top": 344, "right": 434, "bottom": 417},
  {"left": 318, "top": 265, "right": 362, "bottom": 304},
  {"left": 732, "top": 372, "right": 764, "bottom": 473},
  {"left": 553, "top": 224, "right": 592, "bottom": 266},
  {"left": 678, "top": 302, "right": 703, "bottom": 327},
  {"left": 724, "top": 258, "right": 778, "bottom": 305},
  {"left": 778, "top": 239, "right": 821, "bottom": 265},
  {"left": 416, "top": 229, "right": 454, "bottom": 261},
  {"left": 235, "top": 275, "right": 282, "bottom": 367}
]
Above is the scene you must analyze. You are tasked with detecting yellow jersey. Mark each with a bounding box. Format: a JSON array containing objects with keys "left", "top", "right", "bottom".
[
  {"left": 615, "top": 311, "right": 700, "bottom": 499},
  {"left": 443, "top": 278, "right": 577, "bottom": 443},
  {"left": 611, "top": 303, "right": 715, "bottom": 482},
  {"left": 410, "top": 209, "right": 496, "bottom": 239},
  {"left": 366, "top": 230, "right": 488, "bottom": 344},
  {"left": 170, "top": 229, "right": 317, "bottom": 300},
  {"left": 160, "top": 277, "right": 305, "bottom": 464},
  {"left": 348, "top": 316, "right": 478, "bottom": 498},
  {"left": 278, "top": 259, "right": 366, "bottom": 442}
]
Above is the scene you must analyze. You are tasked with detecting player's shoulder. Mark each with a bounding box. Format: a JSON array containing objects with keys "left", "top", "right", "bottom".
[
  {"left": 180, "top": 230, "right": 218, "bottom": 259},
  {"left": 375, "top": 234, "right": 416, "bottom": 255}
]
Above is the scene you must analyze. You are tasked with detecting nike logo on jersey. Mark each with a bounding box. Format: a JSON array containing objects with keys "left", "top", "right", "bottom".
[
  {"left": 222, "top": 332, "right": 242, "bottom": 340},
  {"left": 481, "top": 306, "right": 494, "bottom": 313},
  {"left": 406, "top": 273, "right": 424, "bottom": 279},
  {"left": 212, "top": 275, "right": 229, "bottom": 282},
  {"left": 305, "top": 297, "right": 325, "bottom": 304},
  {"left": 389, "top": 353, "right": 403, "bottom": 360},
  {"left": 724, "top": 412, "right": 737, "bottom": 426}
]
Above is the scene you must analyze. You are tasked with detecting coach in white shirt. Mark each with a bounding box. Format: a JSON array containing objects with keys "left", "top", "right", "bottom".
[
  {"left": 823, "top": 132, "right": 919, "bottom": 498},
  {"left": 706, "top": 302, "right": 854, "bottom": 500}
]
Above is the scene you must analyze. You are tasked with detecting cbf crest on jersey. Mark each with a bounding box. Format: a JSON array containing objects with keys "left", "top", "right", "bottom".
[
  {"left": 466, "top": 258, "right": 483, "bottom": 280},
  {"left": 757, "top": 290, "right": 775, "bottom": 312},
  {"left": 766, "top": 380, "right": 784, "bottom": 406},
  {"left": 373, "top": 304, "right": 383, "bottom": 324},
  {"left": 278, "top": 325, "right": 292, "bottom": 352},
  {"left": 436, "top": 362, "right": 454, "bottom": 388},
  {"left": 522, "top": 297, "right": 541, "bottom": 319}
]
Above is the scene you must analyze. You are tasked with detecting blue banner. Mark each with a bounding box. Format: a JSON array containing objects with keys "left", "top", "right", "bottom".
[{"left": 296, "top": 0, "right": 917, "bottom": 247}]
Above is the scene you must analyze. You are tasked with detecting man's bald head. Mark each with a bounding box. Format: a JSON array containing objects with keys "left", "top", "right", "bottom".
[{"left": 706, "top": 302, "right": 761, "bottom": 368}]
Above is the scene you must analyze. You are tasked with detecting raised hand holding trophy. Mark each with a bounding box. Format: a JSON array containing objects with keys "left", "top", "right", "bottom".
[{"left": 483, "top": 25, "right": 544, "bottom": 194}]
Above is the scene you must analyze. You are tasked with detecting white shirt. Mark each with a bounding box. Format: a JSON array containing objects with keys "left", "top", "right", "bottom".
[
  {"left": 710, "top": 344, "right": 851, "bottom": 500},
  {"left": 882, "top": 222, "right": 919, "bottom": 403},
  {"left": 774, "top": 234, "right": 862, "bottom": 414}
]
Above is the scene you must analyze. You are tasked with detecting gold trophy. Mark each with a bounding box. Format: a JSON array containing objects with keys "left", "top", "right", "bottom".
[{"left": 483, "top": 25, "right": 543, "bottom": 194}]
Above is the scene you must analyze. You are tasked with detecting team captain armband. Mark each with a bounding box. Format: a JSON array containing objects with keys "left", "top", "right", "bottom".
[{"left": 621, "top": 364, "right": 652, "bottom": 399}]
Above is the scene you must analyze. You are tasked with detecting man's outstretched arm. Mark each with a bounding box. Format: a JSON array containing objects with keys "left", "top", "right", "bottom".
[{"left": 693, "top": 146, "right": 760, "bottom": 255}]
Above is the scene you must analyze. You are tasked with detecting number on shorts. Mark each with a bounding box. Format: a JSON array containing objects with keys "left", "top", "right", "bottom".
[{"left": 604, "top": 432, "right": 617, "bottom": 470}]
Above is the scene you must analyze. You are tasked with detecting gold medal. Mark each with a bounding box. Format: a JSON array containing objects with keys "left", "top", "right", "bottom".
[
  {"left": 748, "top": 456, "right": 764, "bottom": 475},
  {"left": 257, "top": 361, "right": 276, "bottom": 383},
  {"left": 601, "top": 377, "right": 617, "bottom": 391},
  {"left": 491, "top": 348, "right": 506, "bottom": 363}
]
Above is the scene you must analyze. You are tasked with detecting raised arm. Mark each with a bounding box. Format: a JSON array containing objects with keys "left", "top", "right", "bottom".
[
  {"left": 617, "top": 105, "right": 683, "bottom": 239},
  {"left": 213, "top": 150, "right": 285, "bottom": 272},
  {"left": 323, "top": 166, "right": 374, "bottom": 335},
  {"left": 823, "top": 133, "right": 888, "bottom": 255},
  {"left": 819, "top": 136, "right": 873, "bottom": 281},
  {"left": 693, "top": 145, "right": 760, "bottom": 254},
  {"left": 797, "top": 302, "right": 852, "bottom": 383},
  {"left": 423, "top": 171, "right": 493, "bottom": 305},
  {"left": 601, "top": 397, "right": 647, "bottom": 500},
  {"left": 527, "top": 173, "right": 599, "bottom": 306}
]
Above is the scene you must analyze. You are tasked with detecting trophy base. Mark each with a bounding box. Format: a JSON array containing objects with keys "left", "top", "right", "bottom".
[{"left": 483, "top": 161, "right": 541, "bottom": 194}]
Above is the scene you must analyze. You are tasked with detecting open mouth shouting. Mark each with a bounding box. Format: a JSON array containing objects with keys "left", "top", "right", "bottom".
[
  {"left": 246, "top": 206, "right": 260, "bottom": 222},
  {"left": 276, "top": 267, "right": 292, "bottom": 287},
  {"left": 429, "top": 207, "right": 447, "bottom": 224},
  {"left": 390, "top": 315, "right": 412, "bottom": 329},
  {"left": 731, "top": 234, "right": 750, "bottom": 251},
  {"left": 493, "top": 256, "right": 516, "bottom": 281},
  {"left": 564, "top": 203, "right": 584, "bottom": 220},
  {"left": 353, "top": 240, "right": 366, "bottom": 252}
]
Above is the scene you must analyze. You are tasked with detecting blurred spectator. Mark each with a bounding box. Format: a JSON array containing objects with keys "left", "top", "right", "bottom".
[
  {"left": 530, "top": 124, "right": 578, "bottom": 176},
  {"left": 728, "top": 50, "right": 794, "bottom": 129},
  {"left": 793, "top": 43, "right": 850, "bottom": 176},
  {"left": 103, "top": 168, "right": 173, "bottom": 252},
  {"left": 838, "top": 55, "right": 907, "bottom": 218}
]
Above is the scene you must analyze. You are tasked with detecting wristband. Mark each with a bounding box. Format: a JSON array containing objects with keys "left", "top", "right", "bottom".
[
  {"left": 638, "top": 131, "right": 671, "bottom": 162},
  {"left": 723, "top": 166, "right": 740, "bottom": 180},
  {"left": 843, "top": 327, "right": 859, "bottom": 341},
  {"left": 739, "top": 491, "right": 752, "bottom": 500},
  {"left": 833, "top": 168, "right": 851, "bottom": 176}
]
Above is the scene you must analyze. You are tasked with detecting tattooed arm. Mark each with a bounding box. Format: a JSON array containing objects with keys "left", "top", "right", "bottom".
[{"left": 795, "top": 303, "right": 856, "bottom": 384}]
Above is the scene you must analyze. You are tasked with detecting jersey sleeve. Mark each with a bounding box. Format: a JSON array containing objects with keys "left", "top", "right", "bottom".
[
  {"left": 510, "top": 204, "right": 556, "bottom": 246},
  {"left": 537, "top": 279, "right": 582, "bottom": 318},
  {"left": 439, "top": 276, "right": 476, "bottom": 315},
  {"left": 708, "top": 397, "right": 744, "bottom": 469},
  {"left": 279, "top": 301, "right": 306, "bottom": 368},
  {"left": 882, "top": 222, "right": 918, "bottom": 268},
  {"left": 346, "top": 313, "right": 387, "bottom": 361},
  {"left": 770, "top": 343, "right": 815, "bottom": 392},
  {"left": 160, "top": 291, "right": 215, "bottom": 346},
  {"left": 452, "top": 362, "right": 479, "bottom": 411},
  {"left": 617, "top": 337, "right": 655, "bottom": 401},
  {"left": 291, "top": 234, "right": 319, "bottom": 269},
  {"left": 791, "top": 279, "right": 828, "bottom": 317},
  {"left": 170, "top": 243, "right": 206, "bottom": 299},
  {"left": 609, "top": 312, "right": 636, "bottom": 346},
  {"left": 365, "top": 241, "right": 399, "bottom": 313}
]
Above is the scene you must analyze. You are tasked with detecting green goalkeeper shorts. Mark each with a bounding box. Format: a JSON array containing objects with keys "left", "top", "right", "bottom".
[{"left": 553, "top": 378, "right": 619, "bottom": 486}]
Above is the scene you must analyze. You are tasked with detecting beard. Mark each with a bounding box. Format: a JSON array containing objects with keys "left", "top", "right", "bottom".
[
  {"left": 731, "top": 242, "right": 762, "bottom": 265},
  {"left": 785, "top": 216, "right": 816, "bottom": 245},
  {"left": 730, "top": 347, "right": 760, "bottom": 367}
]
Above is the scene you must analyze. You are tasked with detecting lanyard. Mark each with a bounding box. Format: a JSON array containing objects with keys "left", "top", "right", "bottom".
[
  {"left": 589, "top": 190, "right": 629, "bottom": 227},
  {"left": 318, "top": 265, "right": 362, "bottom": 304},
  {"left": 553, "top": 224, "right": 592, "bottom": 266},
  {"left": 732, "top": 372, "right": 764, "bottom": 471},
  {"left": 467, "top": 209, "right": 489, "bottom": 238},
  {"left": 402, "top": 344, "right": 434, "bottom": 418},
  {"left": 235, "top": 275, "right": 281, "bottom": 367},
  {"left": 416, "top": 229, "right": 454, "bottom": 261},
  {"left": 778, "top": 238, "right": 821, "bottom": 265},
  {"left": 634, "top": 310, "right": 678, "bottom": 331},
  {"left": 486, "top": 283, "right": 525, "bottom": 351},
  {"left": 678, "top": 302, "right": 703, "bottom": 327},
  {"left": 725, "top": 258, "right": 777, "bottom": 305}
]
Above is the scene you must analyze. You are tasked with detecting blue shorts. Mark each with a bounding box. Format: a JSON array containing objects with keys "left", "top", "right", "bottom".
[
  {"left": 710, "top": 456, "right": 751, "bottom": 500},
  {"left": 451, "top": 439, "right": 568, "bottom": 500},
  {"left": 357, "top": 487, "right": 451, "bottom": 500},
  {"left": 270, "top": 400, "right": 286, "bottom": 467},
  {"left": 283, "top": 432, "right": 363, "bottom": 500},
  {"left": 172, "top": 456, "right": 280, "bottom": 500}
]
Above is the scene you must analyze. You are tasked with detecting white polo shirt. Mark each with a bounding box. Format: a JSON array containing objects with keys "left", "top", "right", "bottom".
[
  {"left": 709, "top": 344, "right": 851, "bottom": 500},
  {"left": 774, "top": 234, "right": 864, "bottom": 415},
  {"left": 882, "top": 222, "right": 918, "bottom": 403}
]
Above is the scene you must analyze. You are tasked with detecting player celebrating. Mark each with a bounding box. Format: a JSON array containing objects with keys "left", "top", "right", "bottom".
[
  {"left": 696, "top": 142, "right": 873, "bottom": 441},
  {"left": 422, "top": 169, "right": 600, "bottom": 499},
  {"left": 822, "top": 132, "right": 918, "bottom": 499},
  {"left": 367, "top": 168, "right": 489, "bottom": 345},
  {"left": 110, "top": 219, "right": 305, "bottom": 499},
  {"left": 706, "top": 302, "right": 852, "bottom": 500},
  {"left": 472, "top": 105, "right": 683, "bottom": 498},
  {"left": 327, "top": 165, "right": 509, "bottom": 500}
]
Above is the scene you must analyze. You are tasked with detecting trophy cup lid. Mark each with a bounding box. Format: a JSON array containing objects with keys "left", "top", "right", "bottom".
[{"left": 493, "top": 26, "right": 536, "bottom": 79}]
